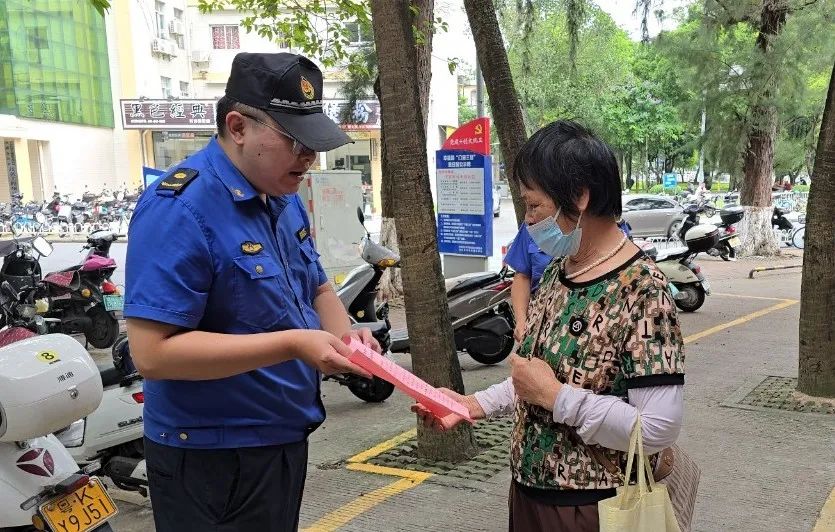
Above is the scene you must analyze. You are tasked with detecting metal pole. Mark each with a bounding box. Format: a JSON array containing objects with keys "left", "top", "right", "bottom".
[
  {"left": 696, "top": 103, "right": 707, "bottom": 183},
  {"left": 475, "top": 60, "right": 484, "bottom": 118}
]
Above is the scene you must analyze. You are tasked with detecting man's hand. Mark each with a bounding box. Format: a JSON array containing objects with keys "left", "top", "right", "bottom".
[
  {"left": 411, "top": 388, "right": 483, "bottom": 431},
  {"left": 291, "top": 330, "right": 372, "bottom": 378},
  {"left": 510, "top": 355, "right": 562, "bottom": 411},
  {"left": 346, "top": 327, "right": 382, "bottom": 354}
]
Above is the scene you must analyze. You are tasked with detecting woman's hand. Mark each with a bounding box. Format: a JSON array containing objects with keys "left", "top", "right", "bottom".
[
  {"left": 510, "top": 355, "right": 562, "bottom": 411},
  {"left": 514, "top": 320, "right": 527, "bottom": 343},
  {"left": 411, "top": 388, "right": 484, "bottom": 431}
]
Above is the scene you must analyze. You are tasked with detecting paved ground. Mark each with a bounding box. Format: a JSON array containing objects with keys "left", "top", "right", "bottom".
[{"left": 101, "top": 247, "right": 835, "bottom": 532}]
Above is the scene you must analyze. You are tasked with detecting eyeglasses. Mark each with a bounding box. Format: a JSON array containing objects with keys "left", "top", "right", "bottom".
[{"left": 239, "top": 113, "right": 315, "bottom": 156}]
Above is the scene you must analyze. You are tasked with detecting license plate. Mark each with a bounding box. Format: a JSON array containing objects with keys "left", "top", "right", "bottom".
[
  {"left": 701, "top": 280, "right": 711, "bottom": 294},
  {"left": 103, "top": 294, "right": 123, "bottom": 312},
  {"left": 729, "top": 236, "right": 741, "bottom": 248},
  {"left": 39, "top": 477, "right": 118, "bottom": 532}
]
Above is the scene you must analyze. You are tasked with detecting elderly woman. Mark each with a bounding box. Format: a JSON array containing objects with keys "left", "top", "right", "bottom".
[{"left": 415, "top": 120, "right": 685, "bottom": 532}]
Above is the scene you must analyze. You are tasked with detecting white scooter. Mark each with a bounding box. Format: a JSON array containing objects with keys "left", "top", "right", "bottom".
[
  {"left": 0, "top": 334, "right": 118, "bottom": 531},
  {"left": 55, "top": 334, "right": 149, "bottom": 496}
]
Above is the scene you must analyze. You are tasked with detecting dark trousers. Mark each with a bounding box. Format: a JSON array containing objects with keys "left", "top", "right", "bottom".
[
  {"left": 145, "top": 437, "right": 309, "bottom": 532},
  {"left": 508, "top": 483, "right": 600, "bottom": 532}
]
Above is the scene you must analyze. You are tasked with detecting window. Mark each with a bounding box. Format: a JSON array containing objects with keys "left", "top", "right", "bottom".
[
  {"left": 173, "top": 8, "right": 185, "bottom": 48},
  {"left": 161, "top": 76, "right": 172, "bottom": 98},
  {"left": 646, "top": 199, "right": 675, "bottom": 210},
  {"left": 154, "top": 1, "right": 166, "bottom": 38},
  {"left": 625, "top": 198, "right": 651, "bottom": 211},
  {"left": 211, "top": 25, "right": 240, "bottom": 49},
  {"left": 179, "top": 81, "right": 189, "bottom": 97},
  {"left": 344, "top": 21, "right": 371, "bottom": 45}
]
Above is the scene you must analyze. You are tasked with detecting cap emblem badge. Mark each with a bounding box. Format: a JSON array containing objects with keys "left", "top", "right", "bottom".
[{"left": 300, "top": 76, "right": 315, "bottom": 100}]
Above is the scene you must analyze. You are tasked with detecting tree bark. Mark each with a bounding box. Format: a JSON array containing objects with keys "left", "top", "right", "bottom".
[
  {"left": 798, "top": 60, "right": 835, "bottom": 398},
  {"left": 376, "top": 0, "right": 434, "bottom": 301},
  {"left": 371, "top": 0, "right": 478, "bottom": 461},
  {"left": 738, "top": 0, "right": 788, "bottom": 256},
  {"left": 463, "top": 0, "right": 527, "bottom": 226}
]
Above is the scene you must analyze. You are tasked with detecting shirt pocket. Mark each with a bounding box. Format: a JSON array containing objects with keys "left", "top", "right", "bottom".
[
  {"left": 232, "top": 254, "right": 289, "bottom": 330},
  {"left": 296, "top": 238, "right": 323, "bottom": 290}
]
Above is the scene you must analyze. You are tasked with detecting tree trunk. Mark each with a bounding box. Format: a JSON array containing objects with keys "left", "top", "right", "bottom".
[
  {"left": 376, "top": 0, "right": 434, "bottom": 302},
  {"left": 798, "top": 61, "right": 835, "bottom": 398},
  {"left": 370, "top": 0, "right": 479, "bottom": 461},
  {"left": 738, "top": 0, "right": 789, "bottom": 256},
  {"left": 463, "top": 0, "right": 526, "bottom": 226}
]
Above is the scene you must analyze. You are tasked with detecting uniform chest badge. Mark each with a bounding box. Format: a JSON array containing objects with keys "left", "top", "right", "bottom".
[
  {"left": 296, "top": 227, "right": 309, "bottom": 242},
  {"left": 568, "top": 316, "right": 587, "bottom": 337},
  {"left": 241, "top": 241, "right": 263, "bottom": 255}
]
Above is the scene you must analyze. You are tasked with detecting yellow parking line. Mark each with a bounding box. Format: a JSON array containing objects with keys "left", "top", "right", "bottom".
[
  {"left": 347, "top": 428, "right": 416, "bottom": 464},
  {"left": 347, "top": 461, "right": 432, "bottom": 480},
  {"left": 684, "top": 299, "right": 798, "bottom": 344},
  {"left": 813, "top": 487, "right": 835, "bottom": 532},
  {"left": 712, "top": 292, "right": 799, "bottom": 302},
  {"left": 301, "top": 476, "right": 429, "bottom": 532}
]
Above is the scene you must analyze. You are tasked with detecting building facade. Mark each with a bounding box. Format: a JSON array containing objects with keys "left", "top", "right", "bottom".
[{"left": 0, "top": 0, "right": 115, "bottom": 202}]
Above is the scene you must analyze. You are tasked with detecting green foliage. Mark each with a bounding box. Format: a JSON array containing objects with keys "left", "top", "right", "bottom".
[
  {"left": 199, "top": 0, "right": 373, "bottom": 68},
  {"left": 89, "top": 0, "right": 110, "bottom": 15},
  {"left": 710, "top": 182, "right": 730, "bottom": 192},
  {"left": 792, "top": 184, "right": 810, "bottom": 192},
  {"left": 458, "top": 93, "right": 477, "bottom": 125},
  {"left": 648, "top": 184, "right": 687, "bottom": 194}
]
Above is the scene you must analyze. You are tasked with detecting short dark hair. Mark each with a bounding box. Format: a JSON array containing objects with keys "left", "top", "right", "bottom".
[
  {"left": 512, "top": 120, "right": 622, "bottom": 219},
  {"left": 215, "top": 96, "right": 270, "bottom": 137}
]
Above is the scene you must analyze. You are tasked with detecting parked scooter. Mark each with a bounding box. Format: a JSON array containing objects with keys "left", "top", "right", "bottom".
[
  {"left": 637, "top": 222, "right": 718, "bottom": 312},
  {"left": 707, "top": 206, "right": 744, "bottom": 261},
  {"left": 330, "top": 208, "right": 398, "bottom": 402},
  {"left": 55, "top": 334, "right": 148, "bottom": 497},
  {"left": 0, "top": 332, "right": 118, "bottom": 531}
]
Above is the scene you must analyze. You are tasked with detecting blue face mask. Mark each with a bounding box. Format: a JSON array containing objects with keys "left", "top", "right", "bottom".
[{"left": 528, "top": 208, "right": 583, "bottom": 257}]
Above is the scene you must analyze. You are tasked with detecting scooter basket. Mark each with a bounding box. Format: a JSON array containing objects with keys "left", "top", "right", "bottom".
[
  {"left": 684, "top": 224, "right": 721, "bottom": 253},
  {"left": 719, "top": 206, "right": 744, "bottom": 225}
]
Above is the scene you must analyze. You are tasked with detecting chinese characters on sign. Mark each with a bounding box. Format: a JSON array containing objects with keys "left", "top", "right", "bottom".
[
  {"left": 436, "top": 150, "right": 493, "bottom": 257},
  {"left": 120, "top": 99, "right": 217, "bottom": 129},
  {"left": 322, "top": 100, "right": 381, "bottom": 130}
]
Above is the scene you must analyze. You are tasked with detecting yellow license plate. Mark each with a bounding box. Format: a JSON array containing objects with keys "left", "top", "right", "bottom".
[
  {"left": 729, "top": 236, "right": 741, "bottom": 247},
  {"left": 39, "top": 477, "right": 118, "bottom": 532}
]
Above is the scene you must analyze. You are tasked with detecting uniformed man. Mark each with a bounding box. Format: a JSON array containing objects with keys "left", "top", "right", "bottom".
[{"left": 125, "top": 53, "right": 380, "bottom": 531}]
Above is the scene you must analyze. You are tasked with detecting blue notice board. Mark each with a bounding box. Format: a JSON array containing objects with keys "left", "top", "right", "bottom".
[
  {"left": 436, "top": 150, "right": 493, "bottom": 256},
  {"left": 663, "top": 173, "right": 678, "bottom": 189}
]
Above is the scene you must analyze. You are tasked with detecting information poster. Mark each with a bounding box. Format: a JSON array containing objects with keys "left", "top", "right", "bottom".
[{"left": 436, "top": 150, "right": 493, "bottom": 256}]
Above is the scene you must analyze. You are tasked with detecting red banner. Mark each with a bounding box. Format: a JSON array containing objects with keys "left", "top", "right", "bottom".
[{"left": 443, "top": 117, "right": 491, "bottom": 155}]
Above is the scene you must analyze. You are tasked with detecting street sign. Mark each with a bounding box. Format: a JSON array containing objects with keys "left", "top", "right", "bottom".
[
  {"left": 120, "top": 99, "right": 217, "bottom": 130},
  {"left": 663, "top": 173, "right": 678, "bottom": 189},
  {"left": 436, "top": 150, "right": 493, "bottom": 257}
]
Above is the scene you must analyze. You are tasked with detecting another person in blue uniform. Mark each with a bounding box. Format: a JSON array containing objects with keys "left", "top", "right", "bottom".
[
  {"left": 125, "top": 53, "right": 378, "bottom": 532},
  {"left": 504, "top": 223, "right": 553, "bottom": 342}
]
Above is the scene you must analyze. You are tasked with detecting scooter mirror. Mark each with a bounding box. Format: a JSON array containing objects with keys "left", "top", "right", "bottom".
[
  {"left": 356, "top": 206, "right": 365, "bottom": 227},
  {"left": 32, "top": 236, "right": 53, "bottom": 257}
]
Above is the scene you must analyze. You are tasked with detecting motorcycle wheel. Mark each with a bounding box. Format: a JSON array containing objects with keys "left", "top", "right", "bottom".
[
  {"left": 467, "top": 334, "right": 514, "bottom": 365},
  {"left": 674, "top": 284, "right": 705, "bottom": 313},
  {"left": 719, "top": 243, "right": 736, "bottom": 262},
  {"left": 86, "top": 304, "right": 120, "bottom": 349},
  {"left": 791, "top": 226, "right": 805, "bottom": 249},
  {"left": 347, "top": 376, "right": 395, "bottom": 403}
]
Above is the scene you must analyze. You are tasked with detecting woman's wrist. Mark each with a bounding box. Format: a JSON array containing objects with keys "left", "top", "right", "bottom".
[
  {"left": 467, "top": 394, "right": 488, "bottom": 420},
  {"left": 538, "top": 380, "right": 563, "bottom": 412}
]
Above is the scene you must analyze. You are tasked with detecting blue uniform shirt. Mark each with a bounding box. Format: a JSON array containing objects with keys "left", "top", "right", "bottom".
[
  {"left": 503, "top": 224, "right": 553, "bottom": 292},
  {"left": 125, "top": 137, "right": 328, "bottom": 449}
]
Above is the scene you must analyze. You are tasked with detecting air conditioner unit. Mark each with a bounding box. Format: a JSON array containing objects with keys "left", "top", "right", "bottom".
[
  {"left": 164, "top": 40, "right": 178, "bottom": 56},
  {"left": 168, "top": 20, "right": 184, "bottom": 36},
  {"left": 191, "top": 50, "right": 210, "bottom": 64},
  {"left": 151, "top": 38, "right": 164, "bottom": 54}
]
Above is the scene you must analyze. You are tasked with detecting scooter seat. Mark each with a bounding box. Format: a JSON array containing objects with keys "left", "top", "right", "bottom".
[
  {"left": 351, "top": 321, "right": 388, "bottom": 336},
  {"left": 446, "top": 272, "right": 501, "bottom": 298},
  {"left": 655, "top": 246, "right": 691, "bottom": 262},
  {"left": 98, "top": 364, "right": 123, "bottom": 388}
]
